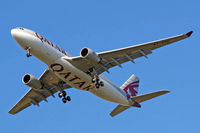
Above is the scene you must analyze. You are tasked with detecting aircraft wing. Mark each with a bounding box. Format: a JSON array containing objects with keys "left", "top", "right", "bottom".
[
  {"left": 9, "top": 69, "right": 71, "bottom": 115},
  {"left": 69, "top": 31, "right": 193, "bottom": 75}
]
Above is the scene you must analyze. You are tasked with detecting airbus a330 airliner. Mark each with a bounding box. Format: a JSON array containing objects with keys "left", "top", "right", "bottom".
[{"left": 9, "top": 27, "right": 193, "bottom": 116}]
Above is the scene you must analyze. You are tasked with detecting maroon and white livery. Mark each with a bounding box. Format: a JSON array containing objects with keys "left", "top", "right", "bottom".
[{"left": 9, "top": 27, "right": 193, "bottom": 116}]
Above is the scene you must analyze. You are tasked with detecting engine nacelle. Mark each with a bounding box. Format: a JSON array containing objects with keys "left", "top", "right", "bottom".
[
  {"left": 22, "top": 74, "right": 42, "bottom": 89},
  {"left": 80, "top": 48, "right": 102, "bottom": 63}
]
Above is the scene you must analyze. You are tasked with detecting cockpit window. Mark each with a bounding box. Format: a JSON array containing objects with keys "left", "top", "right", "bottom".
[
  {"left": 17, "top": 27, "right": 35, "bottom": 36},
  {"left": 18, "top": 27, "right": 24, "bottom": 30}
]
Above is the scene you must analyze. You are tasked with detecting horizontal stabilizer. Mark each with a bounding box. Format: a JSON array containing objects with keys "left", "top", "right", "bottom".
[
  {"left": 110, "top": 105, "right": 130, "bottom": 117},
  {"left": 131, "top": 90, "right": 169, "bottom": 103},
  {"left": 110, "top": 90, "right": 169, "bottom": 117}
]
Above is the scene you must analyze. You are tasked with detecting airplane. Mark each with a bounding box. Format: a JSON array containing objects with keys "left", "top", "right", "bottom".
[{"left": 9, "top": 27, "right": 193, "bottom": 117}]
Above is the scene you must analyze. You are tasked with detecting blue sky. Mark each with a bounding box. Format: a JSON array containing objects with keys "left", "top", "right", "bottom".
[{"left": 1, "top": 0, "right": 199, "bottom": 132}]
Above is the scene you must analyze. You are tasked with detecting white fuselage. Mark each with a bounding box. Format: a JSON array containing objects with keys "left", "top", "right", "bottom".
[{"left": 11, "top": 27, "right": 132, "bottom": 106}]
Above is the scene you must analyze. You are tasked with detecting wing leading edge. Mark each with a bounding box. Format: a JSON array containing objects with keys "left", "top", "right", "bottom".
[
  {"left": 69, "top": 31, "right": 193, "bottom": 74},
  {"left": 9, "top": 69, "right": 71, "bottom": 115}
]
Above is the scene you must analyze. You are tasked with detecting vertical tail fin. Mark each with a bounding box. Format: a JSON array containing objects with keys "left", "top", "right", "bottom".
[{"left": 120, "top": 74, "right": 139, "bottom": 98}]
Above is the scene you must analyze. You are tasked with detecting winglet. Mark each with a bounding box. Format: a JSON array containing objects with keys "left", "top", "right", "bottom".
[{"left": 185, "top": 31, "right": 193, "bottom": 37}]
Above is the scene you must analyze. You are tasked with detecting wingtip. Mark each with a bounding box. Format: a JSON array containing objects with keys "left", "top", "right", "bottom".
[
  {"left": 185, "top": 31, "right": 193, "bottom": 37},
  {"left": 163, "top": 90, "right": 170, "bottom": 93},
  {"left": 8, "top": 111, "right": 15, "bottom": 115},
  {"left": 110, "top": 114, "right": 114, "bottom": 117}
]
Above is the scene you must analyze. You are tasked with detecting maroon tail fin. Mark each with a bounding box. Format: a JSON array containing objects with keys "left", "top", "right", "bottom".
[{"left": 120, "top": 75, "right": 139, "bottom": 98}]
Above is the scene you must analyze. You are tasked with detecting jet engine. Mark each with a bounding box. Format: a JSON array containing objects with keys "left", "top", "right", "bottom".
[
  {"left": 80, "top": 48, "right": 102, "bottom": 64},
  {"left": 22, "top": 74, "right": 42, "bottom": 89}
]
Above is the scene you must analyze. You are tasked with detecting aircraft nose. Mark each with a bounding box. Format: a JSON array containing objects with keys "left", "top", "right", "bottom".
[
  {"left": 11, "top": 28, "right": 25, "bottom": 44},
  {"left": 11, "top": 28, "right": 20, "bottom": 40},
  {"left": 11, "top": 27, "right": 35, "bottom": 49},
  {"left": 11, "top": 28, "right": 18, "bottom": 38}
]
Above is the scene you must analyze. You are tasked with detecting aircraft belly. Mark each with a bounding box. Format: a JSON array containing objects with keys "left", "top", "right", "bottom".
[
  {"left": 15, "top": 31, "right": 62, "bottom": 65},
  {"left": 30, "top": 42, "right": 63, "bottom": 65},
  {"left": 89, "top": 80, "right": 130, "bottom": 105},
  {"left": 49, "top": 58, "right": 96, "bottom": 91},
  {"left": 49, "top": 58, "right": 129, "bottom": 105}
]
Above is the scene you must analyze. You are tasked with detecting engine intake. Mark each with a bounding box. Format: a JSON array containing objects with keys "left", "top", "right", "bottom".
[
  {"left": 80, "top": 48, "right": 102, "bottom": 64},
  {"left": 23, "top": 74, "right": 42, "bottom": 89}
]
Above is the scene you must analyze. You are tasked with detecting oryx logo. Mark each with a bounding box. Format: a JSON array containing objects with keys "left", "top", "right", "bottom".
[{"left": 123, "top": 80, "right": 139, "bottom": 98}]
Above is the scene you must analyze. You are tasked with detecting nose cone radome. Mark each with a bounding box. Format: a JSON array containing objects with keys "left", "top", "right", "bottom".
[
  {"left": 11, "top": 28, "right": 18, "bottom": 38},
  {"left": 11, "top": 28, "right": 22, "bottom": 41},
  {"left": 11, "top": 28, "right": 26, "bottom": 45}
]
